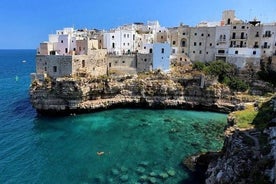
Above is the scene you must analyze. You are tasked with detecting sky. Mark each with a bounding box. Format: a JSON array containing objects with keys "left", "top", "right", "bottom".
[{"left": 0, "top": 0, "right": 275, "bottom": 49}]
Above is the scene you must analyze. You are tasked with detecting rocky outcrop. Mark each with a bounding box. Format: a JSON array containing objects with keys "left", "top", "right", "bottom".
[
  {"left": 30, "top": 72, "right": 241, "bottom": 114},
  {"left": 203, "top": 101, "right": 276, "bottom": 184}
]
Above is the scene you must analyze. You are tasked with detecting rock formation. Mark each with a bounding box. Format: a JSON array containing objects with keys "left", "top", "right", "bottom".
[{"left": 30, "top": 71, "right": 240, "bottom": 115}]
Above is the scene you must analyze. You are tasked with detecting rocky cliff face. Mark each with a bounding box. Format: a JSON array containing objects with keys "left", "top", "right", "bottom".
[
  {"left": 30, "top": 71, "right": 239, "bottom": 114},
  {"left": 203, "top": 100, "right": 276, "bottom": 184}
]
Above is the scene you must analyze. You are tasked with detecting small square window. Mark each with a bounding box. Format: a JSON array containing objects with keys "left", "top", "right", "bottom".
[
  {"left": 199, "top": 42, "right": 202, "bottom": 46},
  {"left": 193, "top": 51, "right": 195, "bottom": 53},
  {"left": 235, "top": 50, "right": 238, "bottom": 54},
  {"left": 253, "top": 51, "right": 256, "bottom": 55},
  {"left": 194, "top": 33, "right": 197, "bottom": 36},
  {"left": 201, "top": 33, "right": 204, "bottom": 36}
]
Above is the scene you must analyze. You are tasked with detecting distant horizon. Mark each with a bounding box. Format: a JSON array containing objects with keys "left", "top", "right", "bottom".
[{"left": 0, "top": 0, "right": 275, "bottom": 49}]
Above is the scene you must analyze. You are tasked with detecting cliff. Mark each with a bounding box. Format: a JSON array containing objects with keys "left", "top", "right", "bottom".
[
  {"left": 202, "top": 98, "right": 276, "bottom": 184},
  {"left": 30, "top": 71, "right": 240, "bottom": 115}
]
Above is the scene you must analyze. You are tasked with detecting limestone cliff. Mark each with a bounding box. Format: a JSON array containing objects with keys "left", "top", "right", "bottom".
[
  {"left": 30, "top": 71, "right": 239, "bottom": 114},
  {"left": 203, "top": 98, "right": 276, "bottom": 184}
]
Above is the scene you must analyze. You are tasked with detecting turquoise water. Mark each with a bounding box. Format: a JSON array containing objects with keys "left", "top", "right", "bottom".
[{"left": 0, "top": 50, "right": 227, "bottom": 183}]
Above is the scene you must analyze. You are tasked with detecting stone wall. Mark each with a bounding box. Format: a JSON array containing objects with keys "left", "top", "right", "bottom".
[
  {"left": 72, "top": 49, "right": 107, "bottom": 77},
  {"left": 137, "top": 53, "right": 153, "bottom": 72},
  {"left": 36, "top": 55, "right": 73, "bottom": 78}
]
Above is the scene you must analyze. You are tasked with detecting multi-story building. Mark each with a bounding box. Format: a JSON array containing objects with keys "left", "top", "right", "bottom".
[{"left": 34, "top": 10, "right": 276, "bottom": 80}]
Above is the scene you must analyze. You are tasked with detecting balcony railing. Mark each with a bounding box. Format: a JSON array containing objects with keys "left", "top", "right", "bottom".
[{"left": 263, "top": 34, "right": 272, "bottom": 38}]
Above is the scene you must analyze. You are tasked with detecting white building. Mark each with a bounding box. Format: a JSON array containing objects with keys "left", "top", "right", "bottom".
[
  {"left": 103, "top": 28, "right": 136, "bottom": 55},
  {"left": 140, "top": 43, "right": 171, "bottom": 71}
]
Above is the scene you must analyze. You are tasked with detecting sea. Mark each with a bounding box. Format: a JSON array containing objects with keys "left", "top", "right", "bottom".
[{"left": 0, "top": 50, "right": 227, "bottom": 184}]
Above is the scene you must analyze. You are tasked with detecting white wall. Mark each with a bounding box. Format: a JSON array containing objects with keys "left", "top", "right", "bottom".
[
  {"left": 140, "top": 43, "right": 171, "bottom": 71},
  {"left": 228, "top": 48, "right": 261, "bottom": 57}
]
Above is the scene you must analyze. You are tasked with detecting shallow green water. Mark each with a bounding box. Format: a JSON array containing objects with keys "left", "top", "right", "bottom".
[{"left": 27, "top": 109, "right": 226, "bottom": 184}]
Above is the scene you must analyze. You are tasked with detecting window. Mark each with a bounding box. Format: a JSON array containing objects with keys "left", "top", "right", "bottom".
[
  {"left": 194, "top": 33, "right": 197, "bottom": 36},
  {"left": 181, "top": 40, "right": 186, "bottom": 47},
  {"left": 127, "top": 34, "right": 129, "bottom": 38},
  {"left": 199, "top": 42, "right": 202, "bottom": 46},
  {"left": 199, "top": 50, "right": 202, "bottom": 54},
  {"left": 127, "top": 43, "right": 129, "bottom": 46},
  {"left": 124, "top": 34, "right": 126, "bottom": 38},
  {"left": 218, "top": 50, "right": 225, "bottom": 54},
  {"left": 210, "top": 43, "right": 212, "bottom": 46},
  {"left": 208, "top": 34, "right": 210, "bottom": 37},
  {"left": 242, "top": 26, "right": 245, "bottom": 29},
  {"left": 180, "top": 58, "right": 182, "bottom": 61},
  {"left": 65, "top": 48, "right": 68, "bottom": 53},
  {"left": 227, "top": 18, "right": 231, "bottom": 25},
  {"left": 73, "top": 48, "right": 76, "bottom": 51},
  {"left": 183, "top": 32, "right": 186, "bottom": 35},
  {"left": 206, "top": 52, "right": 208, "bottom": 54},
  {"left": 253, "top": 51, "right": 256, "bottom": 55},
  {"left": 182, "top": 49, "right": 184, "bottom": 53},
  {"left": 72, "top": 40, "right": 74, "bottom": 43},
  {"left": 161, "top": 48, "right": 164, "bottom": 53},
  {"left": 144, "top": 59, "right": 147, "bottom": 62},
  {"left": 172, "top": 49, "right": 175, "bottom": 54},
  {"left": 112, "top": 43, "right": 115, "bottom": 48},
  {"left": 122, "top": 61, "right": 125, "bottom": 64},
  {"left": 123, "top": 43, "right": 125, "bottom": 46},
  {"left": 149, "top": 48, "right": 153, "bottom": 53},
  {"left": 256, "top": 32, "right": 259, "bottom": 37},
  {"left": 232, "top": 32, "right": 236, "bottom": 39},
  {"left": 144, "top": 46, "right": 147, "bottom": 49},
  {"left": 194, "top": 42, "right": 197, "bottom": 46},
  {"left": 82, "top": 60, "right": 85, "bottom": 68},
  {"left": 112, "top": 35, "right": 114, "bottom": 39},
  {"left": 201, "top": 33, "right": 204, "bottom": 36},
  {"left": 193, "top": 51, "right": 195, "bottom": 53},
  {"left": 235, "top": 50, "right": 238, "bottom": 54},
  {"left": 161, "top": 36, "right": 163, "bottom": 39},
  {"left": 44, "top": 67, "right": 47, "bottom": 71},
  {"left": 53, "top": 66, "right": 57, "bottom": 72},
  {"left": 241, "top": 32, "right": 245, "bottom": 39},
  {"left": 61, "top": 40, "right": 63, "bottom": 43},
  {"left": 172, "top": 41, "right": 176, "bottom": 45},
  {"left": 233, "top": 26, "right": 236, "bottom": 29},
  {"left": 109, "top": 63, "right": 111, "bottom": 67}
]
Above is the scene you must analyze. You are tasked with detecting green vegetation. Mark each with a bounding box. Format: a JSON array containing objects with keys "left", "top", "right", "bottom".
[
  {"left": 232, "top": 96, "right": 274, "bottom": 130},
  {"left": 233, "top": 105, "right": 257, "bottom": 129},
  {"left": 192, "top": 60, "right": 249, "bottom": 92},
  {"left": 257, "top": 58, "right": 276, "bottom": 86}
]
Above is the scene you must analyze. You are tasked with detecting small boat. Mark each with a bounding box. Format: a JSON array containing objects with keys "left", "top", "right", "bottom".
[{"left": 22, "top": 60, "right": 26, "bottom": 63}]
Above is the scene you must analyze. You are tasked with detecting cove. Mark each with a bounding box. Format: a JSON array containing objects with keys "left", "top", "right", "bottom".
[{"left": 3, "top": 108, "right": 227, "bottom": 183}]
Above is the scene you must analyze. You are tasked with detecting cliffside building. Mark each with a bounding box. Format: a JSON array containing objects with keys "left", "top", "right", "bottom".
[{"left": 34, "top": 10, "right": 276, "bottom": 80}]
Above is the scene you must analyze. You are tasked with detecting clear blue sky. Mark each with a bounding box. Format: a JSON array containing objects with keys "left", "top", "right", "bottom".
[{"left": 0, "top": 0, "right": 275, "bottom": 49}]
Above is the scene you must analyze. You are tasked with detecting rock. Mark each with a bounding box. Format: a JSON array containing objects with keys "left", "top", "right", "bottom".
[
  {"left": 139, "top": 161, "right": 150, "bottom": 167},
  {"left": 159, "top": 172, "right": 169, "bottom": 179},
  {"left": 120, "top": 166, "right": 128, "bottom": 173},
  {"left": 111, "top": 168, "right": 119, "bottom": 175},
  {"left": 149, "top": 171, "right": 158, "bottom": 177},
  {"left": 167, "top": 169, "right": 176, "bottom": 176},
  {"left": 120, "top": 175, "right": 129, "bottom": 182},
  {"left": 139, "top": 175, "right": 148, "bottom": 182},
  {"left": 136, "top": 167, "right": 146, "bottom": 174},
  {"left": 149, "top": 177, "right": 157, "bottom": 183}
]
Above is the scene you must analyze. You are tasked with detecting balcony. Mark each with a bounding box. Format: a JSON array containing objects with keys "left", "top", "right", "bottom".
[
  {"left": 231, "top": 36, "right": 247, "bottom": 40},
  {"left": 261, "top": 45, "right": 271, "bottom": 49},
  {"left": 263, "top": 34, "right": 272, "bottom": 38}
]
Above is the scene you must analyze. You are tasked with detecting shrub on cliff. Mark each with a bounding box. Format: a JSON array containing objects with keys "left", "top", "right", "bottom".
[{"left": 193, "top": 60, "right": 249, "bottom": 92}]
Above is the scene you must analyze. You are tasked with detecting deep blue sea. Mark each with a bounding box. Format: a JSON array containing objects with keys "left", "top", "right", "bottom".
[{"left": 0, "top": 50, "right": 227, "bottom": 184}]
